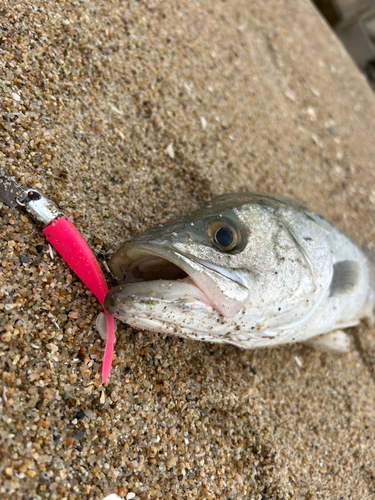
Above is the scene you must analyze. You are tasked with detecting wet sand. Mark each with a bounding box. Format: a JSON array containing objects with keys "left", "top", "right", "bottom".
[{"left": 1, "top": 0, "right": 375, "bottom": 498}]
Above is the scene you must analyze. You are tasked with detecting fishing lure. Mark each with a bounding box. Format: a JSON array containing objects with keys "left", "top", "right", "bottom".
[{"left": 0, "top": 175, "right": 115, "bottom": 382}]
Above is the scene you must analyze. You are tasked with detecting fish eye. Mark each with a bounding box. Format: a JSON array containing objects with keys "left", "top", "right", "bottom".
[{"left": 207, "top": 220, "right": 239, "bottom": 252}]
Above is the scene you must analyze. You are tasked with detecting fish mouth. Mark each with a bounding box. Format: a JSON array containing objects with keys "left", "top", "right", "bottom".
[{"left": 104, "top": 242, "right": 250, "bottom": 318}]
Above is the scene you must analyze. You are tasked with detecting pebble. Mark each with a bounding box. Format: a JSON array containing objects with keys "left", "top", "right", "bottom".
[
  {"left": 19, "top": 255, "right": 31, "bottom": 263},
  {"left": 1, "top": 332, "right": 12, "bottom": 342},
  {"left": 165, "top": 143, "right": 175, "bottom": 159},
  {"left": 43, "top": 388, "right": 54, "bottom": 400},
  {"left": 328, "top": 126, "right": 338, "bottom": 135},
  {"left": 46, "top": 343, "right": 59, "bottom": 352},
  {"left": 73, "top": 430, "right": 85, "bottom": 441},
  {"left": 166, "top": 456, "right": 177, "bottom": 469},
  {"left": 5, "top": 467, "right": 13, "bottom": 477}
]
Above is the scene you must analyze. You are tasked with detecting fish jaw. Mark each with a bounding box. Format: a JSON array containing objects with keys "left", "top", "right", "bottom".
[
  {"left": 103, "top": 281, "right": 292, "bottom": 347},
  {"left": 103, "top": 280, "right": 220, "bottom": 337},
  {"left": 104, "top": 280, "right": 264, "bottom": 344},
  {"left": 106, "top": 241, "right": 250, "bottom": 318}
]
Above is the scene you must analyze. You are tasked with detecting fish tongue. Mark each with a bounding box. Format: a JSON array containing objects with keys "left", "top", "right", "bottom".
[{"left": 137, "top": 257, "right": 166, "bottom": 272}]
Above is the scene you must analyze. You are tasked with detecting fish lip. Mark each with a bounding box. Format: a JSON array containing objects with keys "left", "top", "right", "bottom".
[
  {"left": 108, "top": 240, "right": 250, "bottom": 318},
  {"left": 192, "top": 257, "right": 247, "bottom": 287},
  {"left": 104, "top": 279, "right": 213, "bottom": 313}
]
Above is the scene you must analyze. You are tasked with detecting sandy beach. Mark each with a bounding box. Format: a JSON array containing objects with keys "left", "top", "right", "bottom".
[{"left": 1, "top": 0, "right": 375, "bottom": 498}]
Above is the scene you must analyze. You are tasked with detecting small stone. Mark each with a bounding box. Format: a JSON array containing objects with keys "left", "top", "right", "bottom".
[
  {"left": 0, "top": 442, "right": 8, "bottom": 455},
  {"left": 63, "top": 436, "right": 73, "bottom": 447},
  {"left": 312, "top": 133, "right": 324, "bottom": 149},
  {"left": 235, "top": 473, "right": 243, "bottom": 484},
  {"left": 306, "top": 106, "right": 316, "bottom": 119},
  {"left": 56, "top": 484, "right": 66, "bottom": 494},
  {"left": 1, "top": 332, "right": 12, "bottom": 342},
  {"left": 126, "top": 493, "right": 136, "bottom": 500},
  {"left": 43, "top": 388, "right": 54, "bottom": 400},
  {"left": 76, "top": 410, "right": 86, "bottom": 420},
  {"left": 84, "top": 409, "right": 95, "bottom": 419},
  {"left": 118, "top": 487, "right": 128, "bottom": 498},
  {"left": 5, "top": 467, "right": 13, "bottom": 477},
  {"left": 12, "top": 92, "right": 21, "bottom": 102},
  {"left": 165, "top": 143, "right": 175, "bottom": 159},
  {"left": 285, "top": 90, "right": 296, "bottom": 102},
  {"left": 36, "top": 244, "right": 43, "bottom": 253},
  {"left": 68, "top": 311, "right": 79, "bottom": 319},
  {"left": 166, "top": 456, "right": 177, "bottom": 469},
  {"left": 19, "top": 355, "right": 29, "bottom": 366},
  {"left": 46, "top": 343, "right": 59, "bottom": 352},
  {"left": 27, "top": 469, "right": 37, "bottom": 478},
  {"left": 74, "top": 429, "right": 85, "bottom": 441},
  {"left": 93, "top": 120, "right": 104, "bottom": 132},
  {"left": 19, "top": 255, "right": 31, "bottom": 263}
]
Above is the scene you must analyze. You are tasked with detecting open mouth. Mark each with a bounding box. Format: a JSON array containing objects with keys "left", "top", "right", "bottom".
[
  {"left": 119, "top": 254, "right": 214, "bottom": 304},
  {"left": 105, "top": 249, "right": 215, "bottom": 310},
  {"left": 124, "top": 255, "right": 189, "bottom": 283},
  {"left": 106, "top": 243, "right": 250, "bottom": 318}
]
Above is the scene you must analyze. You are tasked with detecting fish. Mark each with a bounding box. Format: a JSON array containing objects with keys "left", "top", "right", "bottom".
[{"left": 104, "top": 193, "right": 375, "bottom": 351}]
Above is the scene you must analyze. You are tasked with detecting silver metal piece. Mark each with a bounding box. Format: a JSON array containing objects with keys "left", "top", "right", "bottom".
[
  {"left": 24, "top": 189, "right": 64, "bottom": 226},
  {"left": 0, "top": 175, "right": 26, "bottom": 209}
]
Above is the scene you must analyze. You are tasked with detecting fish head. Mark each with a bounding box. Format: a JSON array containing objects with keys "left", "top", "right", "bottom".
[{"left": 104, "top": 193, "right": 321, "bottom": 340}]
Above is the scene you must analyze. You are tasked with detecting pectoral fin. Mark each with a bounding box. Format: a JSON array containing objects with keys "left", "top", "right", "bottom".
[{"left": 329, "top": 260, "right": 360, "bottom": 297}]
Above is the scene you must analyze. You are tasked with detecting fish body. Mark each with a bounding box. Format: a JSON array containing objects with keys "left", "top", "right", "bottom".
[{"left": 104, "top": 193, "right": 375, "bottom": 348}]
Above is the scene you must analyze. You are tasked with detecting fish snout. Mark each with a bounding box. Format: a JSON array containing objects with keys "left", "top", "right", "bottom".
[{"left": 103, "top": 286, "right": 128, "bottom": 316}]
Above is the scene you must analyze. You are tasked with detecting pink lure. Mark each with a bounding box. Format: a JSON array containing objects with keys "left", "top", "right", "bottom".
[{"left": 43, "top": 217, "right": 115, "bottom": 383}]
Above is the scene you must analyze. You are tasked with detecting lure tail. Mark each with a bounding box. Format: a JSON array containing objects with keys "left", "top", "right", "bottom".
[{"left": 43, "top": 217, "right": 115, "bottom": 382}]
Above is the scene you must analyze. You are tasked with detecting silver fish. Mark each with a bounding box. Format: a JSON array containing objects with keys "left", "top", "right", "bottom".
[{"left": 104, "top": 193, "right": 375, "bottom": 350}]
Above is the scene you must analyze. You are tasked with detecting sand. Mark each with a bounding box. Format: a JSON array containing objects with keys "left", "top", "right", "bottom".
[{"left": 1, "top": 0, "right": 375, "bottom": 498}]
